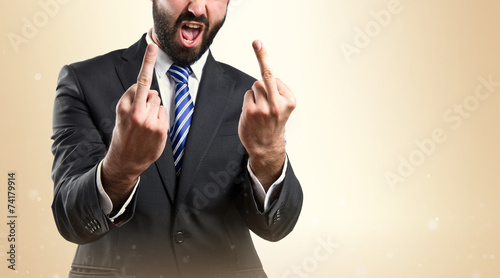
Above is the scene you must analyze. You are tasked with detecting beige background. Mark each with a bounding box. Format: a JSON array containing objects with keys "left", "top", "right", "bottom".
[{"left": 1, "top": 0, "right": 500, "bottom": 277}]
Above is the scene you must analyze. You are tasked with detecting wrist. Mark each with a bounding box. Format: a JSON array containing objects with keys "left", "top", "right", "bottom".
[
  {"left": 102, "top": 151, "right": 140, "bottom": 183},
  {"left": 101, "top": 154, "right": 139, "bottom": 207},
  {"left": 248, "top": 151, "right": 286, "bottom": 189}
]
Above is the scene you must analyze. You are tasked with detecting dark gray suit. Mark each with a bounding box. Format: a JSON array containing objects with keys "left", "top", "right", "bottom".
[{"left": 51, "top": 35, "right": 303, "bottom": 278}]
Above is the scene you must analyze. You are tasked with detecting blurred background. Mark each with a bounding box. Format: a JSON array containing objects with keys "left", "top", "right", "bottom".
[{"left": 1, "top": 0, "right": 500, "bottom": 277}]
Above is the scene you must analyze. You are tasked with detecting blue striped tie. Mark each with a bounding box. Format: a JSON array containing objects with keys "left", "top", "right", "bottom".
[{"left": 168, "top": 64, "right": 194, "bottom": 175}]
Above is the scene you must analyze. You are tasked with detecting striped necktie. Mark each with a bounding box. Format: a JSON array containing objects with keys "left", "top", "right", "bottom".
[{"left": 167, "top": 64, "right": 194, "bottom": 175}]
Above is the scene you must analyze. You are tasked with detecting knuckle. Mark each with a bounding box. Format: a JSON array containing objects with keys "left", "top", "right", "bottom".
[
  {"left": 269, "top": 104, "right": 280, "bottom": 116},
  {"left": 245, "top": 105, "right": 257, "bottom": 116},
  {"left": 255, "top": 106, "right": 271, "bottom": 117},
  {"left": 253, "top": 81, "right": 265, "bottom": 91},
  {"left": 137, "top": 75, "right": 151, "bottom": 87},
  {"left": 142, "top": 121, "right": 155, "bottom": 132},
  {"left": 116, "top": 102, "right": 126, "bottom": 115},
  {"left": 244, "top": 90, "right": 254, "bottom": 100},
  {"left": 288, "top": 96, "right": 297, "bottom": 110},
  {"left": 146, "top": 122, "right": 164, "bottom": 136},
  {"left": 158, "top": 105, "right": 168, "bottom": 117},
  {"left": 154, "top": 93, "right": 161, "bottom": 102},
  {"left": 155, "top": 125, "right": 167, "bottom": 136},
  {"left": 149, "top": 93, "right": 161, "bottom": 104},
  {"left": 129, "top": 112, "right": 143, "bottom": 125},
  {"left": 116, "top": 98, "right": 129, "bottom": 115},
  {"left": 261, "top": 69, "right": 274, "bottom": 80},
  {"left": 144, "top": 54, "right": 155, "bottom": 64},
  {"left": 276, "top": 77, "right": 288, "bottom": 89},
  {"left": 142, "top": 57, "right": 155, "bottom": 69}
]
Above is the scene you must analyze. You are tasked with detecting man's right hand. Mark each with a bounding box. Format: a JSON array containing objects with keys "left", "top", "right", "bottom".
[{"left": 101, "top": 43, "right": 168, "bottom": 210}]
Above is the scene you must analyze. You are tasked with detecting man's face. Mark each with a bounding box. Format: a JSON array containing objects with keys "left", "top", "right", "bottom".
[{"left": 152, "top": 0, "right": 229, "bottom": 66}]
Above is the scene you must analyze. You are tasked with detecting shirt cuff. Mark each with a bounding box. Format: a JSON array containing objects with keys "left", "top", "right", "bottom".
[
  {"left": 247, "top": 156, "right": 288, "bottom": 213},
  {"left": 96, "top": 160, "right": 140, "bottom": 222}
]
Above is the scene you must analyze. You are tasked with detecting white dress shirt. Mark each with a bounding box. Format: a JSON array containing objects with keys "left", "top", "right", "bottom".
[{"left": 96, "top": 30, "right": 287, "bottom": 222}]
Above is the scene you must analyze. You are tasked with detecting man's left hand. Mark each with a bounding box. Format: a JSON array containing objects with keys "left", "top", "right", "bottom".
[{"left": 238, "top": 40, "right": 296, "bottom": 191}]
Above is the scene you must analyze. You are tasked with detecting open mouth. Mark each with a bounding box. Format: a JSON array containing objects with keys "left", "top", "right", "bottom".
[{"left": 179, "top": 22, "right": 204, "bottom": 47}]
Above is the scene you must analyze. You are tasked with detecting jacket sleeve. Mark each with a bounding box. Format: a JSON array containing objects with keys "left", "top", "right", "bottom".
[
  {"left": 51, "top": 65, "right": 137, "bottom": 244},
  {"left": 237, "top": 158, "right": 303, "bottom": 242}
]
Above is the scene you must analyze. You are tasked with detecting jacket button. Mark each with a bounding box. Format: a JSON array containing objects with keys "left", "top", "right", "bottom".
[{"left": 174, "top": 231, "right": 185, "bottom": 244}]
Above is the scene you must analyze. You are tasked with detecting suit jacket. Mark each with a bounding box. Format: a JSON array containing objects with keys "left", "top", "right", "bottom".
[{"left": 51, "top": 35, "right": 303, "bottom": 278}]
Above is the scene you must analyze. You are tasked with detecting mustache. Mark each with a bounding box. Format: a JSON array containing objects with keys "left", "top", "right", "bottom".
[{"left": 175, "top": 12, "right": 209, "bottom": 28}]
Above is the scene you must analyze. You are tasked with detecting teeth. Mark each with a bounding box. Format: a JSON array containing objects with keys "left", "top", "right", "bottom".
[
  {"left": 184, "top": 39, "right": 194, "bottom": 43},
  {"left": 185, "top": 23, "right": 201, "bottom": 29}
]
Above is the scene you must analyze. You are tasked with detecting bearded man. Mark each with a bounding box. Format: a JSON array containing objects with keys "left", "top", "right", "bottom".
[{"left": 51, "top": 1, "right": 303, "bottom": 277}]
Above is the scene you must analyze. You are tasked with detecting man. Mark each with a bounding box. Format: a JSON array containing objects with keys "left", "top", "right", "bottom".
[{"left": 51, "top": 0, "right": 303, "bottom": 277}]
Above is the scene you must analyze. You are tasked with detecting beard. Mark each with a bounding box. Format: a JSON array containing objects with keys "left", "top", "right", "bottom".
[{"left": 153, "top": 1, "right": 226, "bottom": 67}]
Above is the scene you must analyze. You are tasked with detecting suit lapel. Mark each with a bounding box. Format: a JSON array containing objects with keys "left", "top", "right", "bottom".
[
  {"left": 175, "top": 52, "right": 236, "bottom": 209},
  {"left": 115, "top": 35, "right": 177, "bottom": 204}
]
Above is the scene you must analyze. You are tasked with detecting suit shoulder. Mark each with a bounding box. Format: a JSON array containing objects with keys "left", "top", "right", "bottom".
[
  {"left": 68, "top": 48, "right": 127, "bottom": 74},
  {"left": 218, "top": 62, "right": 256, "bottom": 86},
  {"left": 65, "top": 34, "right": 146, "bottom": 75}
]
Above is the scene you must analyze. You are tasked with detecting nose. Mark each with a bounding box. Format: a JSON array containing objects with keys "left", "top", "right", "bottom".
[{"left": 187, "top": 0, "right": 207, "bottom": 17}]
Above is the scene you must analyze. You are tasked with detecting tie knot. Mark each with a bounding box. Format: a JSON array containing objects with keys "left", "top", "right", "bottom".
[{"left": 168, "top": 64, "right": 192, "bottom": 84}]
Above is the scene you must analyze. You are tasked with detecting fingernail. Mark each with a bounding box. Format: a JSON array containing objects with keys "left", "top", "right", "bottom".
[
  {"left": 148, "top": 44, "right": 156, "bottom": 53},
  {"left": 252, "top": 40, "right": 262, "bottom": 51}
]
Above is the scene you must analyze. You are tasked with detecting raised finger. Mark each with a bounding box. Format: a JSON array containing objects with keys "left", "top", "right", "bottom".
[
  {"left": 135, "top": 44, "right": 158, "bottom": 105},
  {"left": 252, "top": 40, "right": 279, "bottom": 100}
]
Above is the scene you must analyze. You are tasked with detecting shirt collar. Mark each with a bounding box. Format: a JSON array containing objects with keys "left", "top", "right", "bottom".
[{"left": 146, "top": 29, "right": 208, "bottom": 82}]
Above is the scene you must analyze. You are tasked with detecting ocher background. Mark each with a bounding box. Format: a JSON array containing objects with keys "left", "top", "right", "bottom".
[{"left": 1, "top": 0, "right": 500, "bottom": 277}]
